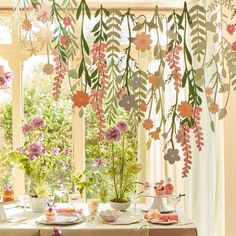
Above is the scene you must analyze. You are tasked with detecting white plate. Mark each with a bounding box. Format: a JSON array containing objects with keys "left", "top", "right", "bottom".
[
  {"left": 149, "top": 219, "right": 178, "bottom": 225},
  {"left": 105, "top": 214, "right": 140, "bottom": 225},
  {"left": 37, "top": 214, "right": 85, "bottom": 225}
]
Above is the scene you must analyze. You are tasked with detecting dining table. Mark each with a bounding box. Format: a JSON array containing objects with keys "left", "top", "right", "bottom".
[{"left": 0, "top": 202, "right": 198, "bottom": 236}]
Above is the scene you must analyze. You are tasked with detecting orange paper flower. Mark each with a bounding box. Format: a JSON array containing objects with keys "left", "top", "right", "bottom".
[
  {"left": 205, "top": 87, "right": 213, "bottom": 96},
  {"left": 146, "top": 75, "right": 164, "bottom": 88},
  {"left": 149, "top": 130, "right": 160, "bottom": 140},
  {"left": 138, "top": 103, "right": 147, "bottom": 112},
  {"left": 143, "top": 119, "right": 154, "bottom": 130},
  {"left": 72, "top": 90, "right": 90, "bottom": 108},
  {"left": 134, "top": 32, "right": 152, "bottom": 52},
  {"left": 22, "top": 19, "right": 32, "bottom": 31},
  {"left": 43, "top": 63, "right": 54, "bottom": 75},
  {"left": 209, "top": 103, "right": 219, "bottom": 114},
  {"left": 177, "top": 101, "right": 193, "bottom": 118}
]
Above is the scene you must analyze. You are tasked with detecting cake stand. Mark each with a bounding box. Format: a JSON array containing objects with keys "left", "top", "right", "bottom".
[{"left": 144, "top": 194, "right": 176, "bottom": 213}]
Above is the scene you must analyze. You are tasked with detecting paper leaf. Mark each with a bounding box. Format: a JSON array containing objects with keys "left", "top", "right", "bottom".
[
  {"left": 210, "top": 120, "right": 215, "bottom": 132},
  {"left": 219, "top": 108, "right": 227, "bottom": 120}
]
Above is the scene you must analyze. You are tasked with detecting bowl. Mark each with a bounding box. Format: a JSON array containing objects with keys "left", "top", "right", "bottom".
[{"left": 99, "top": 210, "right": 121, "bottom": 222}]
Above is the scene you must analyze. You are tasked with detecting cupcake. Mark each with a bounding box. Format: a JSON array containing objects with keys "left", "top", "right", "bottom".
[
  {"left": 2, "top": 182, "right": 14, "bottom": 202},
  {"left": 165, "top": 178, "right": 174, "bottom": 195},
  {"left": 154, "top": 180, "right": 165, "bottom": 195},
  {"left": 45, "top": 207, "right": 57, "bottom": 221}
]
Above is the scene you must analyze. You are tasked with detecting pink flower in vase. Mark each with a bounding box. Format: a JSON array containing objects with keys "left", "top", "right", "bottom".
[
  {"left": 28, "top": 142, "right": 44, "bottom": 160},
  {"left": 116, "top": 121, "right": 128, "bottom": 133},
  {"left": 51, "top": 147, "right": 60, "bottom": 156},
  {"left": 32, "top": 116, "right": 46, "bottom": 129},
  {"left": 105, "top": 126, "right": 121, "bottom": 142},
  {"left": 22, "top": 124, "right": 34, "bottom": 135}
]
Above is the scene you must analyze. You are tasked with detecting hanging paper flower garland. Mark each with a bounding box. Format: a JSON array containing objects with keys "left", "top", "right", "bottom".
[{"left": 16, "top": 0, "right": 236, "bottom": 177}]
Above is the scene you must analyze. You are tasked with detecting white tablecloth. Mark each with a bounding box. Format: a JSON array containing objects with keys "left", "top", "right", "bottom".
[{"left": 0, "top": 204, "right": 197, "bottom": 236}]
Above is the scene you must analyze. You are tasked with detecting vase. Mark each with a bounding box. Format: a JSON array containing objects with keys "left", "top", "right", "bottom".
[
  {"left": 29, "top": 197, "right": 48, "bottom": 212},
  {"left": 109, "top": 201, "right": 131, "bottom": 211}
]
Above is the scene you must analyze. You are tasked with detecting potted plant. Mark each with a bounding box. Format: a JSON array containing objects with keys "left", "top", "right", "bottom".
[
  {"left": 105, "top": 121, "right": 145, "bottom": 211},
  {"left": 2, "top": 116, "right": 59, "bottom": 212}
]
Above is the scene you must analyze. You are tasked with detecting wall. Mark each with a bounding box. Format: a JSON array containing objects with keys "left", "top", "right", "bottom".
[{"left": 224, "top": 92, "right": 236, "bottom": 236}]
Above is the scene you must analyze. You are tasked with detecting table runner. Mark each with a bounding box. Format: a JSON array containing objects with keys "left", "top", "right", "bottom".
[{"left": 0, "top": 204, "right": 197, "bottom": 236}]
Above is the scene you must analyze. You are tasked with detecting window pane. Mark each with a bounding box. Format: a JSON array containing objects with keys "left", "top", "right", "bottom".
[
  {"left": 0, "top": 17, "right": 12, "bottom": 44},
  {"left": 22, "top": 56, "right": 73, "bottom": 198}
]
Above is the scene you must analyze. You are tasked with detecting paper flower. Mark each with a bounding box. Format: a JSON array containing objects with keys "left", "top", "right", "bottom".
[
  {"left": 177, "top": 101, "right": 193, "bottom": 118},
  {"left": 63, "top": 16, "right": 72, "bottom": 26},
  {"left": 119, "top": 94, "right": 137, "bottom": 111},
  {"left": 28, "top": 142, "right": 44, "bottom": 160},
  {"left": 138, "top": 103, "right": 147, "bottom": 112},
  {"left": 209, "top": 103, "right": 219, "bottom": 114},
  {"left": 164, "top": 148, "right": 181, "bottom": 164},
  {"left": 205, "top": 87, "right": 213, "bottom": 95},
  {"left": 149, "top": 130, "right": 160, "bottom": 140},
  {"left": 144, "top": 181, "right": 151, "bottom": 190},
  {"left": 130, "top": 77, "right": 142, "bottom": 90},
  {"left": 227, "top": 24, "right": 235, "bottom": 35},
  {"left": 134, "top": 32, "right": 152, "bottom": 52},
  {"left": 105, "top": 126, "right": 121, "bottom": 142},
  {"left": 35, "top": 28, "right": 53, "bottom": 44},
  {"left": 232, "top": 41, "right": 236, "bottom": 52},
  {"left": 35, "top": 4, "right": 51, "bottom": 23},
  {"left": 43, "top": 63, "right": 54, "bottom": 75},
  {"left": 116, "top": 121, "right": 128, "bottom": 133},
  {"left": 143, "top": 119, "right": 154, "bottom": 130},
  {"left": 72, "top": 90, "right": 90, "bottom": 108},
  {"left": 32, "top": 116, "right": 46, "bottom": 129},
  {"left": 21, "top": 19, "right": 32, "bottom": 31},
  {"left": 60, "top": 35, "right": 69, "bottom": 46},
  {"left": 146, "top": 75, "right": 164, "bottom": 88},
  {"left": 22, "top": 124, "right": 34, "bottom": 135}
]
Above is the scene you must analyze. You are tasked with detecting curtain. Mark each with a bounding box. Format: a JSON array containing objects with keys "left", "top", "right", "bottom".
[{"left": 137, "top": 1, "right": 225, "bottom": 236}]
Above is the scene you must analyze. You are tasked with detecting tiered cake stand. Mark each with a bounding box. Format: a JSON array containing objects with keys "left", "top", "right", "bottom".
[{"left": 144, "top": 194, "right": 176, "bottom": 213}]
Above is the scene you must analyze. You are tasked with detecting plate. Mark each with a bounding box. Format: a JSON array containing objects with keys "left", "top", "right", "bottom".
[
  {"left": 149, "top": 219, "right": 178, "bottom": 225},
  {"left": 104, "top": 214, "right": 140, "bottom": 225},
  {"left": 37, "top": 214, "right": 85, "bottom": 225}
]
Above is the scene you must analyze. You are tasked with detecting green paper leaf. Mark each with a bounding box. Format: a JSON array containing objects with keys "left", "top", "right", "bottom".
[
  {"left": 85, "top": 3, "right": 91, "bottom": 19},
  {"left": 133, "top": 23, "right": 144, "bottom": 31},
  {"left": 76, "top": 3, "right": 82, "bottom": 19},
  {"left": 78, "top": 61, "right": 84, "bottom": 78},
  {"left": 219, "top": 108, "right": 227, "bottom": 120},
  {"left": 68, "top": 69, "right": 78, "bottom": 79},
  {"left": 95, "top": 9, "right": 101, "bottom": 17},
  {"left": 205, "top": 21, "right": 216, "bottom": 32}
]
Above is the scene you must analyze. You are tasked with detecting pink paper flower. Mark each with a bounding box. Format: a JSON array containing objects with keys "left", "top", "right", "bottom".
[
  {"left": 35, "top": 4, "right": 51, "bottom": 23},
  {"left": 116, "top": 121, "right": 128, "bottom": 133},
  {"left": 232, "top": 41, "right": 236, "bottom": 52},
  {"left": 227, "top": 24, "right": 235, "bottom": 35},
  {"left": 28, "top": 142, "right": 44, "bottom": 160},
  {"left": 63, "top": 16, "right": 72, "bottom": 26},
  {"left": 22, "top": 124, "right": 34, "bottom": 135},
  {"left": 105, "top": 126, "right": 121, "bottom": 142},
  {"left": 32, "top": 116, "right": 46, "bottom": 129}
]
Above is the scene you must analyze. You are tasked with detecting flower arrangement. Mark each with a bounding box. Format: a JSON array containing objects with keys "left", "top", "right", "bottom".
[
  {"left": 3, "top": 116, "right": 64, "bottom": 197},
  {"left": 105, "top": 121, "right": 146, "bottom": 203}
]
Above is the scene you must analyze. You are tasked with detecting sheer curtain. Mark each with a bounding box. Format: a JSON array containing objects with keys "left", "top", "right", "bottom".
[{"left": 137, "top": 1, "right": 225, "bottom": 236}]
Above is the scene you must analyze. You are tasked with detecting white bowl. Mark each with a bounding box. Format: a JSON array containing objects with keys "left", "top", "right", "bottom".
[{"left": 99, "top": 210, "right": 121, "bottom": 222}]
